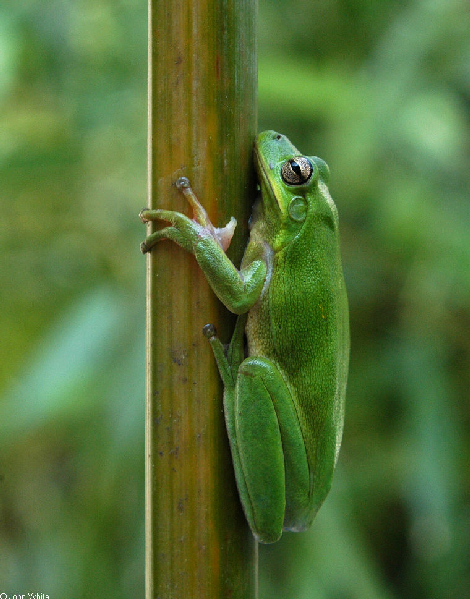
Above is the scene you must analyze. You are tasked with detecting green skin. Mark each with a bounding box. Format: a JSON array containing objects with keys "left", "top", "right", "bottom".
[{"left": 140, "top": 130, "right": 349, "bottom": 543}]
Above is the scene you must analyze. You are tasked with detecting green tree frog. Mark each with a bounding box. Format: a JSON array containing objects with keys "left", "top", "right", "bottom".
[{"left": 140, "top": 131, "right": 349, "bottom": 543}]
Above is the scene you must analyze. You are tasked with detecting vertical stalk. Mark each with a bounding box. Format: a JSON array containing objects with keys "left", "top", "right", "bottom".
[{"left": 146, "top": 0, "right": 258, "bottom": 598}]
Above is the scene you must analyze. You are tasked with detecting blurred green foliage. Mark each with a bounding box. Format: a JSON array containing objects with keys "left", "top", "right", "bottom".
[
  {"left": 1, "top": 0, "right": 469, "bottom": 597},
  {"left": 1, "top": 1, "right": 147, "bottom": 596}
]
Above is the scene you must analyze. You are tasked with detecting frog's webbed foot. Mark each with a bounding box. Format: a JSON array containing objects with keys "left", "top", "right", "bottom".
[
  {"left": 139, "top": 208, "right": 196, "bottom": 254},
  {"left": 139, "top": 177, "right": 236, "bottom": 254},
  {"left": 176, "top": 177, "right": 236, "bottom": 251}
]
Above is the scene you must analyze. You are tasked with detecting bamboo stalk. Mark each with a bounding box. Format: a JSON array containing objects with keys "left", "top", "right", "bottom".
[{"left": 145, "top": 0, "right": 258, "bottom": 597}]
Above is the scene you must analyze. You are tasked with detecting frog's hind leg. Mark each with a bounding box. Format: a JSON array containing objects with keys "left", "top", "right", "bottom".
[
  {"left": 203, "top": 314, "right": 247, "bottom": 386},
  {"left": 203, "top": 316, "right": 256, "bottom": 536},
  {"left": 233, "top": 357, "right": 311, "bottom": 543}
]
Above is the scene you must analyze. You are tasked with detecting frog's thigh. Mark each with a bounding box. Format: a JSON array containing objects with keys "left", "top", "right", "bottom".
[{"left": 235, "top": 357, "right": 310, "bottom": 542}]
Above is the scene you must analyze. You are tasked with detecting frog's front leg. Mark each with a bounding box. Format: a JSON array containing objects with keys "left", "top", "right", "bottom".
[
  {"left": 139, "top": 177, "right": 267, "bottom": 315},
  {"left": 140, "top": 177, "right": 237, "bottom": 254}
]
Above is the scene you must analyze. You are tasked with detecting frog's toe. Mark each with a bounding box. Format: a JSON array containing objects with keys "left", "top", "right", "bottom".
[{"left": 203, "top": 323, "right": 217, "bottom": 339}]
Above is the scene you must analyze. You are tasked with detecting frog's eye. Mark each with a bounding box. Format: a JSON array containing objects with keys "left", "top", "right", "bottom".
[{"left": 281, "top": 157, "right": 314, "bottom": 186}]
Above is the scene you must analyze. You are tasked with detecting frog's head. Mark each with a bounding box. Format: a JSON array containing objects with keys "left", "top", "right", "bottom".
[{"left": 254, "top": 131, "right": 334, "bottom": 249}]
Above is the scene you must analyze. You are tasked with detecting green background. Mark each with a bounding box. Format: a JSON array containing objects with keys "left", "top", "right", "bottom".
[{"left": 1, "top": 0, "right": 469, "bottom": 597}]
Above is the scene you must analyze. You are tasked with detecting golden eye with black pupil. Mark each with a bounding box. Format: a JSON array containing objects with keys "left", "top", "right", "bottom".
[{"left": 281, "top": 157, "right": 313, "bottom": 185}]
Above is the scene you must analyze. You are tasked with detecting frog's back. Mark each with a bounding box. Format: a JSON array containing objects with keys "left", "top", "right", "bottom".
[{"left": 246, "top": 215, "right": 349, "bottom": 519}]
